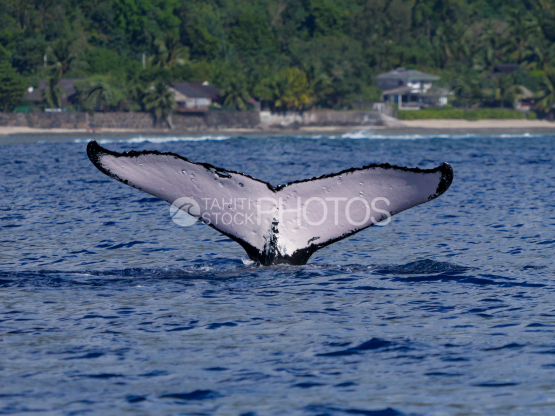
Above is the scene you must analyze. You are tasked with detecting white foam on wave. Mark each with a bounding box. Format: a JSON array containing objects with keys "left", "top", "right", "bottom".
[
  {"left": 341, "top": 129, "right": 549, "bottom": 140},
  {"left": 341, "top": 129, "right": 449, "bottom": 140},
  {"left": 340, "top": 130, "right": 446, "bottom": 140},
  {"left": 498, "top": 132, "right": 545, "bottom": 138},
  {"left": 128, "top": 135, "right": 231, "bottom": 143},
  {"left": 71, "top": 131, "right": 551, "bottom": 144},
  {"left": 74, "top": 135, "right": 231, "bottom": 144}
]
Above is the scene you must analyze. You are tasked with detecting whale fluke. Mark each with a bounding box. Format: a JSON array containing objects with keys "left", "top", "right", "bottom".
[{"left": 87, "top": 140, "right": 453, "bottom": 265}]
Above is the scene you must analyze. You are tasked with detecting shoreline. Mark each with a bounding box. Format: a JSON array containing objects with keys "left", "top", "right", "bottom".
[
  {"left": 398, "top": 119, "right": 555, "bottom": 129},
  {"left": 1, "top": 119, "right": 555, "bottom": 143}
]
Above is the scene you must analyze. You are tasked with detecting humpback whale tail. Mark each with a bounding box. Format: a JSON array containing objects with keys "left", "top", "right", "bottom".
[{"left": 87, "top": 141, "right": 453, "bottom": 265}]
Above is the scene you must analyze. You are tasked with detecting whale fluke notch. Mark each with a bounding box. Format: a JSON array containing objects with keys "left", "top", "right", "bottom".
[{"left": 87, "top": 140, "right": 453, "bottom": 265}]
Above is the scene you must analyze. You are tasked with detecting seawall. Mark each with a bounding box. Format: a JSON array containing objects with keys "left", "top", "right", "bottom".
[{"left": 0, "top": 110, "right": 383, "bottom": 131}]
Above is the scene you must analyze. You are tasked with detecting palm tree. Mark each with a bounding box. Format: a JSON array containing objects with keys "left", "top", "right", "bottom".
[
  {"left": 521, "top": 8, "right": 553, "bottom": 69},
  {"left": 41, "top": 73, "right": 64, "bottom": 109},
  {"left": 449, "top": 23, "right": 473, "bottom": 65},
  {"left": 46, "top": 39, "right": 85, "bottom": 77},
  {"left": 218, "top": 42, "right": 238, "bottom": 64},
  {"left": 128, "top": 81, "right": 149, "bottom": 112},
  {"left": 276, "top": 68, "right": 313, "bottom": 111},
  {"left": 528, "top": 0, "right": 554, "bottom": 42},
  {"left": 412, "top": 0, "right": 433, "bottom": 41},
  {"left": 496, "top": 75, "right": 518, "bottom": 108},
  {"left": 302, "top": 62, "right": 333, "bottom": 106},
  {"left": 503, "top": 9, "right": 535, "bottom": 64},
  {"left": 257, "top": 68, "right": 313, "bottom": 112},
  {"left": 150, "top": 32, "right": 189, "bottom": 68},
  {"left": 143, "top": 82, "right": 177, "bottom": 128},
  {"left": 473, "top": 22, "right": 502, "bottom": 72},
  {"left": 0, "top": 59, "right": 25, "bottom": 111},
  {"left": 81, "top": 80, "right": 113, "bottom": 112},
  {"left": 535, "top": 67, "right": 555, "bottom": 114},
  {"left": 432, "top": 25, "right": 451, "bottom": 68},
  {"left": 519, "top": 14, "right": 552, "bottom": 70},
  {"left": 523, "top": 43, "right": 547, "bottom": 70},
  {"left": 221, "top": 76, "right": 251, "bottom": 111}
]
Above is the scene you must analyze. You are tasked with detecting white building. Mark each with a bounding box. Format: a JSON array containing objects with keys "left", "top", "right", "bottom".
[
  {"left": 170, "top": 81, "right": 221, "bottom": 111},
  {"left": 377, "top": 68, "right": 447, "bottom": 109}
]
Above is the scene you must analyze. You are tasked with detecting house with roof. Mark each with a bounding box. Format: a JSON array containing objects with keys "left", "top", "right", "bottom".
[
  {"left": 487, "top": 64, "right": 521, "bottom": 79},
  {"left": 514, "top": 85, "right": 536, "bottom": 112},
  {"left": 26, "top": 78, "right": 85, "bottom": 109},
  {"left": 170, "top": 81, "right": 221, "bottom": 111},
  {"left": 377, "top": 68, "right": 447, "bottom": 109}
]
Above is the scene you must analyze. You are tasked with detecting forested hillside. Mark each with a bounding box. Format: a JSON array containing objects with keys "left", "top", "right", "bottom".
[{"left": 1, "top": 0, "right": 555, "bottom": 112}]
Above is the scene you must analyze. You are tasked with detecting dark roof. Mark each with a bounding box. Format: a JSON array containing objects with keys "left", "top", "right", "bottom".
[
  {"left": 493, "top": 64, "right": 520, "bottom": 73},
  {"left": 377, "top": 68, "right": 440, "bottom": 82},
  {"left": 171, "top": 82, "right": 220, "bottom": 99},
  {"left": 26, "top": 78, "right": 85, "bottom": 102}
]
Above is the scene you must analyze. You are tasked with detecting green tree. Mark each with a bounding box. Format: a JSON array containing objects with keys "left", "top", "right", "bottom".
[
  {"left": 111, "top": 0, "right": 153, "bottom": 42},
  {"left": 503, "top": 9, "right": 535, "bottom": 63},
  {"left": 46, "top": 38, "right": 86, "bottom": 77},
  {"left": 496, "top": 75, "right": 518, "bottom": 108},
  {"left": 41, "top": 73, "right": 64, "bottom": 109},
  {"left": 84, "top": 47, "right": 139, "bottom": 77},
  {"left": 182, "top": 4, "right": 223, "bottom": 61},
  {"left": 0, "top": 59, "right": 26, "bottom": 111},
  {"left": 257, "top": 67, "right": 313, "bottom": 112},
  {"left": 432, "top": 26, "right": 451, "bottom": 68},
  {"left": 301, "top": 62, "right": 333, "bottom": 105},
  {"left": 128, "top": 81, "right": 150, "bottom": 112},
  {"left": 412, "top": 0, "right": 433, "bottom": 40},
  {"left": 150, "top": 31, "right": 189, "bottom": 68},
  {"left": 535, "top": 67, "right": 555, "bottom": 113},
  {"left": 80, "top": 80, "right": 113, "bottom": 112},
  {"left": 221, "top": 75, "right": 251, "bottom": 111},
  {"left": 473, "top": 22, "right": 503, "bottom": 72},
  {"left": 185, "top": 24, "right": 220, "bottom": 61},
  {"left": 306, "top": 0, "right": 341, "bottom": 38},
  {"left": 228, "top": 12, "right": 277, "bottom": 55},
  {"left": 143, "top": 81, "right": 177, "bottom": 128},
  {"left": 449, "top": 22, "right": 473, "bottom": 65}
]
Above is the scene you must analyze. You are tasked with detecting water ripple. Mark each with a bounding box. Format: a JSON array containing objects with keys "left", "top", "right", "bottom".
[{"left": 1, "top": 133, "right": 555, "bottom": 415}]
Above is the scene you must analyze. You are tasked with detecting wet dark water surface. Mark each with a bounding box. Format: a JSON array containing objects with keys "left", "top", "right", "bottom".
[{"left": 1, "top": 132, "right": 555, "bottom": 415}]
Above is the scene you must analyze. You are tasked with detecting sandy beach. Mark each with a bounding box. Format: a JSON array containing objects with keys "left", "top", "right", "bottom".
[
  {"left": 1, "top": 119, "right": 555, "bottom": 139},
  {"left": 399, "top": 119, "right": 555, "bottom": 129}
]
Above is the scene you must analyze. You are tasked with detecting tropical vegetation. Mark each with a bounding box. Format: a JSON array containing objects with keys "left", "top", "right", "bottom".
[
  {"left": 1, "top": 0, "right": 555, "bottom": 115},
  {"left": 143, "top": 81, "right": 177, "bottom": 128},
  {"left": 398, "top": 107, "right": 527, "bottom": 120}
]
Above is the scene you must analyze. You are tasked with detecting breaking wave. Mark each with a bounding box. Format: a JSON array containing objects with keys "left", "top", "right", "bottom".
[
  {"left": 74, "top": 135, "right": 231, "bottom": 144},
  {"left": 340, "top": 130, "right": 550, "bottom": 140}
]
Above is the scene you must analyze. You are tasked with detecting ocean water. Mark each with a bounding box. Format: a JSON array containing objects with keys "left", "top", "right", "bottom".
[{"left": 1, "top": 131, "right": 555, "bottom": 415}]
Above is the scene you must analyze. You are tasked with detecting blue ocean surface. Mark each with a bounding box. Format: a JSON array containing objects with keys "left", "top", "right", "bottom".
[{"left": 1, "top": 131, "right": 555, "bottom": 415}]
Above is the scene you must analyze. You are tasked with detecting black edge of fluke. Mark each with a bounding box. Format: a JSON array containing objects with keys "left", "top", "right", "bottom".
[
  {"left": 431, "top": 162, "right": 453, "bottom": 200},
  {"left": 87, "top": 140, "right": 133, "bottom": 186},
  {"left": 87, "top": 140, "right": 108, "bottom": 175}
]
